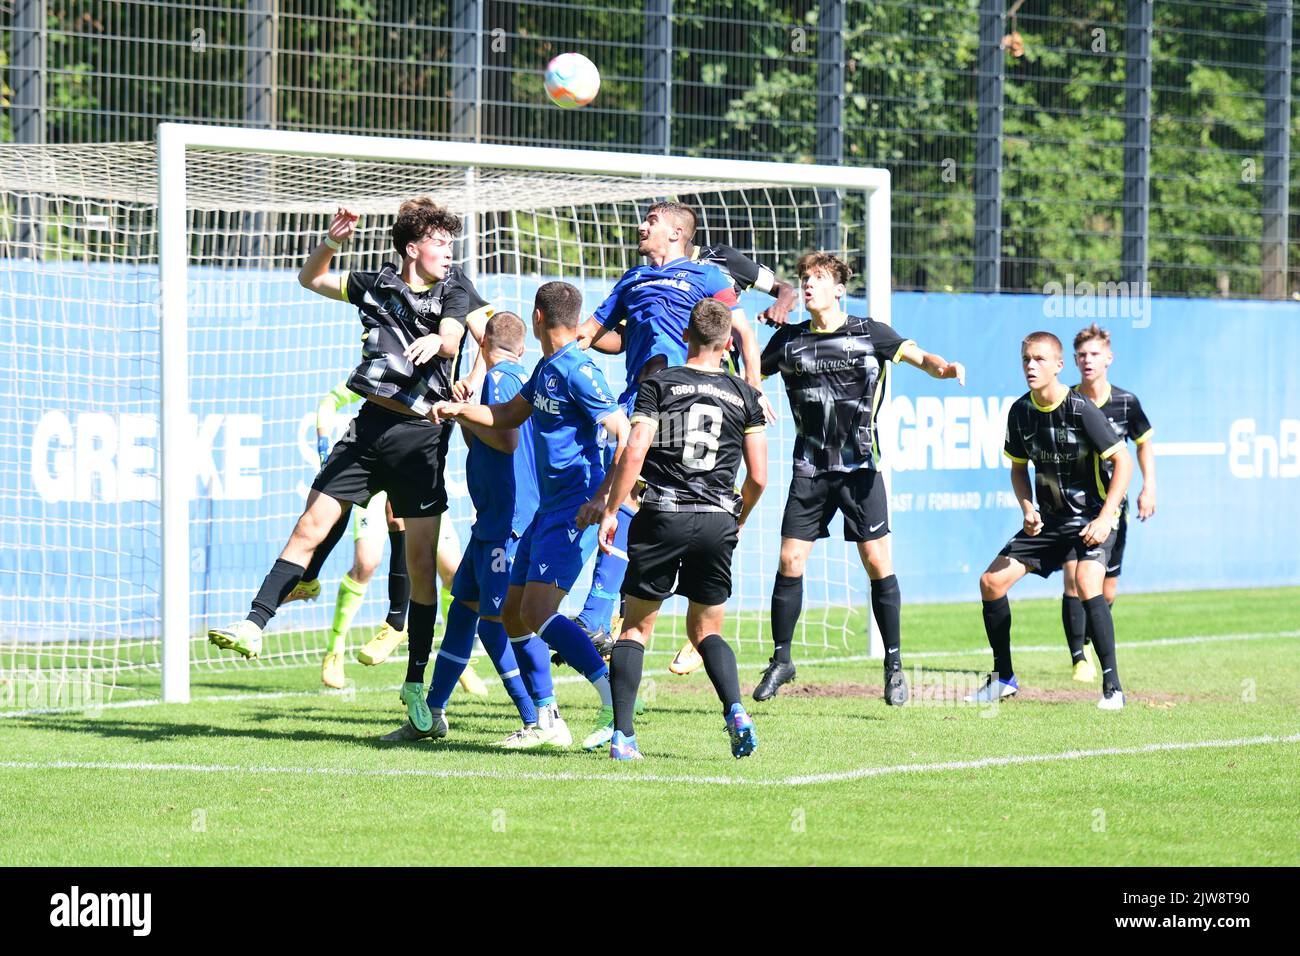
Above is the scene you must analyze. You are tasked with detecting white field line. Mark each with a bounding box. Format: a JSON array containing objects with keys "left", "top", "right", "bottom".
[
  {"left": 2, "top": 733, "right": 1296, "bottom": 789},
  {"left": 2, "top": 628, "right": 1295, "bottom": 719}
]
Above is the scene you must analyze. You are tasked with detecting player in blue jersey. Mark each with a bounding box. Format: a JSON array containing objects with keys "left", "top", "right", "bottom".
[
  {"left": 379, "top": 312, "right": 563, "bottom": 746},
  {"left": 431, "top": 281, "right": 632, "bottom": 750},
  {"left": 564, "top": 202, "right": 774, "bottom": 668}
]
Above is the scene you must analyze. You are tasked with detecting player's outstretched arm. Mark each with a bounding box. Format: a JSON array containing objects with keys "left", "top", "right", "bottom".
[
  {"left": 298, "top": 207, "right": 358, "bottom": 300},
  {"left": 897, "top": 342, "right": 965, "bottom": 386},
  {"left": 458, "top": 415, "right": 519, "bottom": 454},
  {"left": 1010, "top": 461, "right": 1041, "bottom": 536},
  {"left": 577, "top": 316, "right": 624, "bottom": 355},
  {"left": 429, "top": 392, "right": 531, "bottom": 430},
  {"left": 737, "top": 429, "right": 769, "bottom": 530}
]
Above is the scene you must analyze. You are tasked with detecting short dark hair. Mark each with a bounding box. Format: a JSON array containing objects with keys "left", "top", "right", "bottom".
[
  {"left": 688, "top": 298, "right": 733, "bottom": 348},
  {"left": 392, "top": 197, "right": 461, "bottom": 256},
  {"left": 1073, "top": 323, "right": 1111, "bottom": 352},
  {"left": 1022, "top": 331, "right": 1063, "bottom": 358},
  {"left": 485, "top": 311, "right": 525, "bottom": 355},
  {"left": 796, "top": 251, "right": 853, "bottom": 286},
  {"left": 648, "top": 201, "right": 697, "bottom": 241},
  {"left": 534, "top": 281, "right": 583, "bottom": 329}
]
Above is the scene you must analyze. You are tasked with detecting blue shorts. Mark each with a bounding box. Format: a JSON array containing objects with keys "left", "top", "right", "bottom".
[
  {"left": 451, "top": 536, "right": 519, "bottom": 615},
  {"left": 511, "top": 508, "right": 598, "bottom": 592}
]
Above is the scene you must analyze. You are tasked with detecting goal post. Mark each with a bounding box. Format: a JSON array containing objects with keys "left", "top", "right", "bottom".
[{"left": 1, "top": 124, "right": 891, "bottom": 710}]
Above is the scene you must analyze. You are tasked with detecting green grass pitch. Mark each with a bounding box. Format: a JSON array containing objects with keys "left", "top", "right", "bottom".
[{"left": 2, "top": 587, "right": 1297, "bottom": 866}]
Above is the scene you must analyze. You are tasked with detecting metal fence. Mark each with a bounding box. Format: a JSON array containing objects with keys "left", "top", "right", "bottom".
[{"left": 4, "top": 0, "right": 1298, "bottom": 297}]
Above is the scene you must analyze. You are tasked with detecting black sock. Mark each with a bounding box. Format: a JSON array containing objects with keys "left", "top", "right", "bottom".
[
  {"left": 770, "top": 573, "right": 803, "bottom": 664},
  {"left": 982, "top": 596, "right": 1013, "bottom": 681},
  {"left": 247, "top": 559, "right": 305, "bottom": 628},
  {"left": 1062, "top": 595, "right": 1087, "bottom": 662},
  {"left": 302, "top": 509, "right": 349, "bottom": 583},
  {"left": 386, "top": 530, "right": 409, "bottom": 629},
  {"left": 870, "top": 575, "right": 903, "bottom": 672},
  {"left": 404, "top": 600, "right": 437, "bottom": 685},
  {"left": 609, "top": 639, "right": 645, "bottom": 737},
  {"left": 1082, "top": 597, "right": 1113, "bottom": 646},
  {"left": 1083, "top": 595, "right": 1122, "bottom": 692},
  {"left": 697, "top": 634, "right": 741, "bottom": 713}
]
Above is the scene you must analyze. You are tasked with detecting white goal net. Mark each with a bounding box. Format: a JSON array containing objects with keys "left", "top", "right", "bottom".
[{"left": 0, "top": 127, "right": 889, "bottom": 707}]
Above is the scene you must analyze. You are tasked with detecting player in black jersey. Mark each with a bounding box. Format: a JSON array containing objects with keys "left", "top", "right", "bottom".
[
  {"left": 209, "top": 199, "right": 494, "bottom": 737},
  {"left": 662, "top": 240, "right": 796, "bottom": 675},
  {"left": 1060, "top": 324, "right": 1156, "bottom": 681},
  {"left": 755, "top": 252, "right": 966, "bottom": 706},
  {"left": 598, "top": 299, "right": 769, "bottom": 760},
  {"left": 970, "top": 331, "right": 1133, "bottom": 710}
]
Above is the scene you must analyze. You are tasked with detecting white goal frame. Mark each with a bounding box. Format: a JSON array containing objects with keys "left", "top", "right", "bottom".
[{"left": 157, "top": 122, "right": 892, "bottom": 703}]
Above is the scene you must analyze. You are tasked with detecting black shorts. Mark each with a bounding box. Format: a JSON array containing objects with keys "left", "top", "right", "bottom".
[
  {"left": 623, "top": 509, "right": 739, "bottom": 606},
  {"left": 312, "top": 402, "right": 450, "bottom": 519},
  {"left": 1105, "top": 511, "right": 1128, "bottom": 578},
  {"left": 999, "top": 521, "right": 1118, "bottom": 579},
  {"left": 780, "top": 469, "right": 889, "bottom": 543}
]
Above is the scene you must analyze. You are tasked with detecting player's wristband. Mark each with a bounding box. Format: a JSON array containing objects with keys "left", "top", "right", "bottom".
[{"left": 324, "top": 236, "right": 342, "bottom": 251}]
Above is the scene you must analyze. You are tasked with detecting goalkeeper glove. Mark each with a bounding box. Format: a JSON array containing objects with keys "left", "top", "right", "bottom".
[{"left": 317, "top": 434, "right": 331, "bottom": 465}]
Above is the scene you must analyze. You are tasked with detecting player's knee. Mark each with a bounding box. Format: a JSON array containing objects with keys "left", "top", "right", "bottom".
[
  {"left": 865, "top": 552, "right": 893, "bottom": 579},
  {"left": 979, "top": 571, "right": 1004, "bottom": 601},
  {"left": 350, "top": 562, "right": 376, "bottom": 585},
  {"left": 778, "top": 548, "right": 806, "bottom": 577},
  {"left": 293, "top": 509, "right": 330, "bottom": 547},
  {"left": 519, "top": 597, "right": 548, "bottom": 634},
  {"left": 503, "top": 610, "right": 528, "bottom": 637}
]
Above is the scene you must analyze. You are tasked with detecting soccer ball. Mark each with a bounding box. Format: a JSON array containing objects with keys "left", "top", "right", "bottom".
[{"left": 544, "top": 53, "right": 600, "bottom": 109}]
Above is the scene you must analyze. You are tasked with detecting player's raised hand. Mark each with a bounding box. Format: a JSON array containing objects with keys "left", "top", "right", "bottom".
[
  {"left": 329, "top": 207, "right": 359, "bottom": 243},
  {"left": 758, "top": 284, "right": 798, "bottom": 325},
  {"left": 405, "top": 334, "right": 442, "bottom": 366},
  {"left": 1023, "top": 508, "right": 1043, "bottom": 537},
  {"left": 1137, "top": 487, "right": 1156, "bottom": 521},
  {"left": 942, "top": 361, "right": 967, "bottom": 386},
  {"left": 597, "top": 510, "right": 620, "bottom": 554}
]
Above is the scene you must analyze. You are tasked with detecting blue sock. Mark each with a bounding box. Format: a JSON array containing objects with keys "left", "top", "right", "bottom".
[
  {"left": 511, "top": 633, "right": 555, "bottom": 707},
  {"left": 578, "top": 505, "right": 632, "bottom": 634},
  {"left": 539, "top": 613, "right": 610, "bottom": 690},
  {"left": 426, "top": 600, "right": 478, "bottom": 710},
  {"left": 478, "top": 619, "right": 537, "bottom": 725}
]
